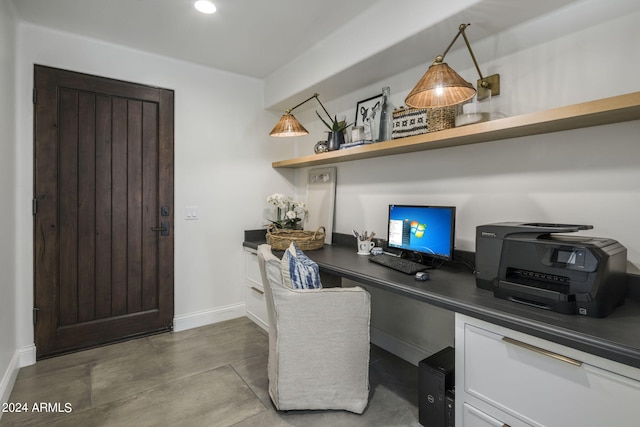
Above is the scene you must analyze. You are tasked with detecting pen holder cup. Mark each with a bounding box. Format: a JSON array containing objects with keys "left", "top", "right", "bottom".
[{"left": 357, "top": 240, "right": 375, "bottom": 254}]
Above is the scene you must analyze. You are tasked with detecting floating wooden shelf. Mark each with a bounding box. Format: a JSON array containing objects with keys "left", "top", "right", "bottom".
[{"left": 272, "top": 92, "right": 640, "bottom": 169}]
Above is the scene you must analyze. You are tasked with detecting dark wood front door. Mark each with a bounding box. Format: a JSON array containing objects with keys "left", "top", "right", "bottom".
[{"left": 34, "top": 65, "right": 174, "bottom": 359}]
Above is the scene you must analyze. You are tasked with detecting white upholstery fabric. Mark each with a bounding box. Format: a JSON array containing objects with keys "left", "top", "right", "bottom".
[{"left": 257, "top": 244, "right": 371, "bottom": 414}]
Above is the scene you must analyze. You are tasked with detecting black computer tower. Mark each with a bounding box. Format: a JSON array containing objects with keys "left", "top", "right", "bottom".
[
  {"left": 445, "top": 389, "right": 455, "bottom": 427},
  {"left": 419, "top": 346, "right": 455, "bottom": 427}
]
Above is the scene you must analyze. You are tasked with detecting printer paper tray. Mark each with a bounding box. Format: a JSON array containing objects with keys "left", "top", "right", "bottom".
[
  {"left": 496, "top": 280, "right": 572, "bottom": 302},
  {"left": 494, "top": 280, "right": 578, "bottom": 315}
]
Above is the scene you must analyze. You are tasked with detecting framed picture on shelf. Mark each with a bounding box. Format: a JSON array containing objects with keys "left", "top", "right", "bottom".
[{"left": 355, "top": 93, "right": 382, "bottom": 141}]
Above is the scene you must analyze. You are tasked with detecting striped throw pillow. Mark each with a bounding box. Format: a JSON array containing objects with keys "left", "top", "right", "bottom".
[{"left": 281, "top": 243, "right": 323, "bottom": 290}]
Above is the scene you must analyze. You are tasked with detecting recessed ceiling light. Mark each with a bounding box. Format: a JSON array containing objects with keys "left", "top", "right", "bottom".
[{"left": 194, "top": 0, "right": 216, "bottom": 14}]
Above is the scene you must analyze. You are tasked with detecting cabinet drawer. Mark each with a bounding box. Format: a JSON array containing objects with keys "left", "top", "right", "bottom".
[
  {"left": 246, "top": 282, "right": 268, "bottom": 330},
  {"left": 463, "top": 403, "right": 509, "bottom": 427},
  {"left": 244, "top": 249, "right": 261, "bottom": 286},
  {"left": 463, "top": 322, "right": 640, "bottom": 426}
]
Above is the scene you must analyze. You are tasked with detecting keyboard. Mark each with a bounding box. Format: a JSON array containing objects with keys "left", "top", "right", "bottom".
[{"left": 368, "top": 254, "right": 427, "bottom": 274}]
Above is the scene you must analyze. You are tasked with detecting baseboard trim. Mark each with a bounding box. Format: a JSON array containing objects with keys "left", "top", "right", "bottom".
[
  {"left": 0, "top": 351, "right": 20, "bottom": 419},
  {"left": 245, "top": 311, "right": 268, "bottom": 332},
  {"left": 18, "top": 344, "right": 36, "bottom": 368},
  {"left": 370, "top": 326, "right": 436, "bottom": 366},
  {"left": 173, "top": 303, "right": 246, "bottom": 332}
]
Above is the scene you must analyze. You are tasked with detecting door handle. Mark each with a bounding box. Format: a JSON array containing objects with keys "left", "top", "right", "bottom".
[{"left": 151, "top": 222, "right": 170, "bottom": 236}]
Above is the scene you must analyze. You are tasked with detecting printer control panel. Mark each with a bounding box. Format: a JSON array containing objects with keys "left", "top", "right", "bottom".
[{"left": 545, "top": 246, "right": 598, "bottom": 272}]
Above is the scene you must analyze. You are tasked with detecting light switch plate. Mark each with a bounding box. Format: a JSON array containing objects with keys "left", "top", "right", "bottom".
[{"left": 185, "top": 206, "right": 198, "bottom": 220}]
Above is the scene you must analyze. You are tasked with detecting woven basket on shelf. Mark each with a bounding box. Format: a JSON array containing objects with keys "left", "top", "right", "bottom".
[
  {"left": 266, "top": 225, "right": 326, "bottom": 251},
  {"left": 392, "top": 107, "right": 428, "bottom": 139}
]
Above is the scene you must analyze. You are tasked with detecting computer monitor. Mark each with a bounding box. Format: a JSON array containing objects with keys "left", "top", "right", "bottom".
[{"left": 387, "top": 204, "right": 456, "bottom": 261}]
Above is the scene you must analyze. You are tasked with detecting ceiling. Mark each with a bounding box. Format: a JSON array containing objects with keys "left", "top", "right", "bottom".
[
  {"left": 10, "top": 0, "right": 375, "bottom": 79},
  {"left": 11, "top": 0, "right": 635, "bottom": 110}
]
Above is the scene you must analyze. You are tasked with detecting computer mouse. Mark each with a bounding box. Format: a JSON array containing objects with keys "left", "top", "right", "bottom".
[{"left": 415, "top": 271, "right": 430, "bottom": 281}]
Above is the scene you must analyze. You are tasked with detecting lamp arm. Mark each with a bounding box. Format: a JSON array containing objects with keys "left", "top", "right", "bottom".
[
  {"left": 287, "top": 93, "right": 333, "bottom": 122},
  {"left": 437, "top": 23, "right": 467, "bottom": 63},
  {"left": 287, "top": 93, "right": 319, "bottom": 114},
  {"left": 312, "top": 95, "right": 333, "bottom": 122},
  {"left": 460, "top": 27, "right": 486, "bottom": 83},
  {"left": 437, "top": 23, "right": 487, "bottom": 86}
]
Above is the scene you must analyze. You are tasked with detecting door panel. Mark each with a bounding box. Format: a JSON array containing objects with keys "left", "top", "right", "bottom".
[
  {"left": 34, "top": 65, "right": 174, "bottom": 358},
  {"left": 95, "top": 94, "right": 112, "bottom": 320}
]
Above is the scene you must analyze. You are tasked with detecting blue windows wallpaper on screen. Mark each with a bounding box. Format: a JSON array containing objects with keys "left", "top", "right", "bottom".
[{"left": 387, "top": 205, "right": 455, "bottom": 259}]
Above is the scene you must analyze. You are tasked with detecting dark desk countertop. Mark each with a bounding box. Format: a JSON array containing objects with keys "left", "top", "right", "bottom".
[{"left": 243, "top": 239, "right": 640, "bottom": 369}]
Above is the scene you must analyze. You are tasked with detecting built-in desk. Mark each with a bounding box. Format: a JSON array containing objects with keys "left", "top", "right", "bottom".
[
  {"left": 243, "top": 236, "right": 640, "bottom": 370},
  {"left": 245, "top": 237, "right": 640, "bottom": 425}
]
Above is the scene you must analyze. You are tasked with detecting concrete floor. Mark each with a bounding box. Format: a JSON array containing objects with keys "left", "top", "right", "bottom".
[{"left": 1, "top": 317, "right": 421, "bottom": 426}]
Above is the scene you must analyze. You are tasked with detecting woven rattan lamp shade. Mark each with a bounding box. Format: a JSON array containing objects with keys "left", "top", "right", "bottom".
[
  {"left": 270, "top": 113, "right": 309, "bottom": 137},
  {"left": 405, "top": 62, "right": 476, "bottom": 109}
]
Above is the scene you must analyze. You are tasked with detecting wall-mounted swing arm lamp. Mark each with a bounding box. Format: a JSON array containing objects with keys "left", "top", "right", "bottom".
[
  {"left": 269, "top": 93, "right": 333, "bottom": 137},
  {"left": 405, "top": 23, "right": 500, "bottom": 109}
]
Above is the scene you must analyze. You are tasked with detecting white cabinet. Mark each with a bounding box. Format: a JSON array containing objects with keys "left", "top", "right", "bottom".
[
  {"left": 243, "top": 248, "right": 269, "bottom": 331},
  {"left": 455, "top": 314, "right": 640, "bottom": 427}
]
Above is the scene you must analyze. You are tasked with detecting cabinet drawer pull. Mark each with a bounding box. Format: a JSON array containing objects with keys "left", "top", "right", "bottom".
[
  {"left": 502, "top": 337, "right": 582, "bottom": 367},
  {"left": 250, "top": 286, "right": 264, "bottom": 295}
]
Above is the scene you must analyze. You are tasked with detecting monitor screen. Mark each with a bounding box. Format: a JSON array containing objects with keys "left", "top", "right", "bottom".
[{"left": 387, "top": 204, "right": 456, "bottom": 261}]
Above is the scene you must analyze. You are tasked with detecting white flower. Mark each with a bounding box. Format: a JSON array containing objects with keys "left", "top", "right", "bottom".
[
  {"left": 266, "top": 193, "right": 307, "bottom": 228},
  {"left": 266, "top": 193, "right": 283, "bottom": 203},
  {"left": 294, "top": 201, "right": 308, "bottom": 214},
  {"left": 267, "top": 193, "right": 288, "bottom": 209}
]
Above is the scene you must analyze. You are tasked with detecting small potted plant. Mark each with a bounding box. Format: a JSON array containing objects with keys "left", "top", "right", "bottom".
[
  {"left": 266, "top": 193, "right": 308, "bottom": 229},
  {"left": 316, "top": 107, "right": 352, "bottom": 151},
  {"left": 264, "top": 193, "right": 325, "bottom": 251}
]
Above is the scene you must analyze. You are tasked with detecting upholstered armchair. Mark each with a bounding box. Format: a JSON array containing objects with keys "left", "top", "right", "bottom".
[{"left": 257, "top": 244, "right": 371, "bottom": 414}]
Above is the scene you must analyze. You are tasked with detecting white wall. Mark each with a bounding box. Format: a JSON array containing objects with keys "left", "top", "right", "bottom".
[
  {"left": 14, "top": 23, "right": 295, "bottom": 357},
  {"left": 284, "top": 6, "right": 640, "bottom": 361},
  {"left": 0, "top": 0, "right": 18, "bottom": 409}
]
